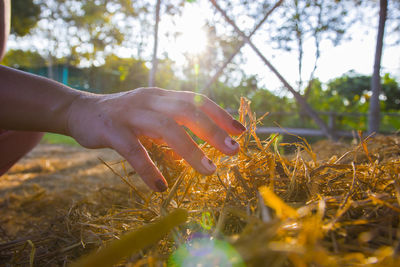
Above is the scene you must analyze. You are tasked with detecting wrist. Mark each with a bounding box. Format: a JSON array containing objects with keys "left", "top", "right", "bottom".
[{"left": 65, "top": 92, "right": 105, "bottom": 148}]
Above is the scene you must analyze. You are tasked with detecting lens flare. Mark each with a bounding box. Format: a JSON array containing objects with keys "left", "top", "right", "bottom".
[
  {"left": 200, "top": 212, "right": 213, "bottom": 230},
  {"left": 169, "top": 235, "right": 245, "bottom": 267}
]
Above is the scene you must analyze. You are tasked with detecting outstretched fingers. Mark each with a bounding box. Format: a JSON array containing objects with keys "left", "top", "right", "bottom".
[
  {"left": 129, "top": 110, "right": 217, "bottom": 176},
  {"left": 102, "top": 88, "right": 246, "bottom": 193},
  {"left": 147, "top": 95, "right": 240, "bottom": 155}
]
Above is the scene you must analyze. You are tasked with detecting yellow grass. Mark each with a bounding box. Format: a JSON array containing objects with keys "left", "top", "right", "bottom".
[{"left": 1, "top": 97, "right": 400, "bottom": 266}]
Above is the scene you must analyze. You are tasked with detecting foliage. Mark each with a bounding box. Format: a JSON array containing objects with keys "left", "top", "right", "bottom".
[
  {"left": 302, "top": 72, "right": 400, "bottom": 132},
  {"left": 325, "top": 72, "right": 370, "bottom": 112},
  {"left": 155, "top": 58, "right": 181, "bottom": 90},
  {"left": 9, "top": 0, "right": 150, "bottom": 65},
  {"left": 359, "top": 0, "right": 400, "bottom": 45},
  {"left": 94, "top": 54, "right": 149, "bottom": 93},
  {"left": 68, "top": 55, "right": 180, "bottom": 93},
  {"left": 211, "top": 75, "right": 276, "bottom": 111},
  {"left": 10, "top": 0, "right": 41, "bottom": 36},
  {"left": 271, "top": 0, "right": 349, "bottom": 50},
  {"left": 388, "top": 0, "right": 400, "bottom": 43},
  {"left": 1, "top": 49, "right": 46, "bottom": 68},
  {"left": 325, "top": 71, "right": 400, "bottom": 112},
  {"left": 57, "top": 54, "right": 147, "bottom": 93},
  {"left": 381, "top": 73, "right": 400, "bottom": 111}
]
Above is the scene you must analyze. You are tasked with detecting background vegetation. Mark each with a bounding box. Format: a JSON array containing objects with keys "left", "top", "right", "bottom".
[{"left": 2, "top": 0, "right": 400, "bottom": 139}]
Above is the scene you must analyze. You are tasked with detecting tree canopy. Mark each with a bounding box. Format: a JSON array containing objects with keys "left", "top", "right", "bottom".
[
  {"left": 3, "top": 0, "right": 400, "bottom": 135},
  {"left": 10, "top": 0, "right": 41, "bottom": 36}
]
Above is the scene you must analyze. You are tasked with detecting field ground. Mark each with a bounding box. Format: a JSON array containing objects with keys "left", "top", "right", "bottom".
[
  {"left": 0, "top": 143, "right": 121, "bottom": 198},
  {"left": 1, "top": 134, "right": 399, "bottom": 265},
  {"left": 0, "top": 142, "right": 145, "bottom": 265}
]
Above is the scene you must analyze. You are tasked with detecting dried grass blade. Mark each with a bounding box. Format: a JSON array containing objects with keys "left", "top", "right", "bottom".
[
  {"left": 369, "top": 193, "right": 400, "bottom": 213},
  {"left": 216, "top": 173, "right": 228, "bottom": 192},
  {"left": 264, "top": 133, "right": 279, "bottom": 152},
  {"left": 232, "top": 166, "right": 253, "bottom": 198},
  {"left": 339, "top": 162, "right": 357, "bottom": 210},
  {"left": 178, "top": 175, "right": 196, "bottom": 207},
  {"left": 161, "top": 170, "right": 186, "bottom": 211},
  {"left": 257, "top": 111, "right": 270, "bottom": 124},
  {"left": 213, "top": 186, "right": 232, "bottom": 237},
  {"left": 239, "top": 97, "right": 247, "bottom": 124},
  {"left": 358, "top": 130, "right": 372, "bottom": 163},
  {"left": 252, "top": 129, "right": 264, "bottom": 151},
  {"left": 98, "top": 157, "right": 145, "bottom": 202},
  {"left": 324, "top": 200, "right": 353, "bottom": 231},
  {"left": 394, "top": 175, "right": 400, "bottom": 207},
  {"left": 27, "top": 240, "right": 35, "bottom": 267}
]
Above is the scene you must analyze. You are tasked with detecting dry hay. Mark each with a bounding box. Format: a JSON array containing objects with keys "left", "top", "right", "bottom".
[{"left": 1, "top": 98, "right": 400, "bottom": 266}]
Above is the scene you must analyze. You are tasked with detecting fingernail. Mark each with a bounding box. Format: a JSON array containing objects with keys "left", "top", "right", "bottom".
[
  {"left": 155, "top": 180, "right": 168, "bottom": 192},
  {"left": 201, "top": 156, "right": 216, "bottom": 172},
  {"left": 232, "top": 120, "right": 246, "bottom": 132},
  {"left": 224, "top": 136, "right": 239, "bottom": 151}
]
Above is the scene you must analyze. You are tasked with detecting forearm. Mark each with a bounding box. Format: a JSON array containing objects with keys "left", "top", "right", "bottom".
[{"left": 0, "top": 65, "right": 94, "bottom": 134}]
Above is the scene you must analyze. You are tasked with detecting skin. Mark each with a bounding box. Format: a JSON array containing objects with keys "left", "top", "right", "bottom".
[
  {"left": 0, "top": 0, "right": 246, "bottom": 192},
  {"left": 0, "top": 0, "right": 10, "bottom": 60}
]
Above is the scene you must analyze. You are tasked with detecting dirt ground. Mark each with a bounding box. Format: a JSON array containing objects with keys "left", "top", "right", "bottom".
[
  {"left": 0, "top": 143, "right": 156, "bottom": 265},
  {"left": 0, "top": 144, "right": 123, "bottom": 198},
  {"left": 0, "top": 144, "right": 137, "bottom": 261}
]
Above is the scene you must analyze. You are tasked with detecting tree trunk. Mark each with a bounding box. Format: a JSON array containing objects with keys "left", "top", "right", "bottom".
[
  {"left": 368, "top": 0, "right": 387, "bottom": 135},
  {"left": 148, "top": 0, "right": 161, "bottom": 87}
]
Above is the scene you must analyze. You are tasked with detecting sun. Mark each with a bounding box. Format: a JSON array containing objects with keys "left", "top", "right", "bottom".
[
  {"left": 177, "top": 25, "right": 207, "bottom": 55},
  {"left": 174, "top": 5, "right": 208, "bottom": 55}
]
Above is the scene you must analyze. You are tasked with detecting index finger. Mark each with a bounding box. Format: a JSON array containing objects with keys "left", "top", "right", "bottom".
[{"left": 150, "top": 89, "right": 246, "bottom": 135}]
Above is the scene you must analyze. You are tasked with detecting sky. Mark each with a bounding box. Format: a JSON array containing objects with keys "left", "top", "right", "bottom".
[
  {"left": 7, "top": 0, "right": 400, "bottom": 94},
  {"left": 158, "top": 0, "right": 400, "bottom": 93}
]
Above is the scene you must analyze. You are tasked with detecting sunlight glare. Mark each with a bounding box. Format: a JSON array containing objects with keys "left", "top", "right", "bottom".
[
  {"left": 169, "top": 235, "right": 245, "bottom": 266},
  {"left": 175, "top": 6, "right": 208, "bottom": 55}
]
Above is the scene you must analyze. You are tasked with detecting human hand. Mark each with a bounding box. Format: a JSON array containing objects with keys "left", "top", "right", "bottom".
[{"left": 66, "top": 88, "right": 246, "bottom": 192}]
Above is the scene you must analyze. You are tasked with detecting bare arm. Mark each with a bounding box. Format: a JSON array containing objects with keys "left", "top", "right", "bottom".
[
  {"left": 0, "top": 65, "right": 84, "bottom": 134},
  {"left": 0, "top": 66, "right": 246, "bottom": 192}
]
